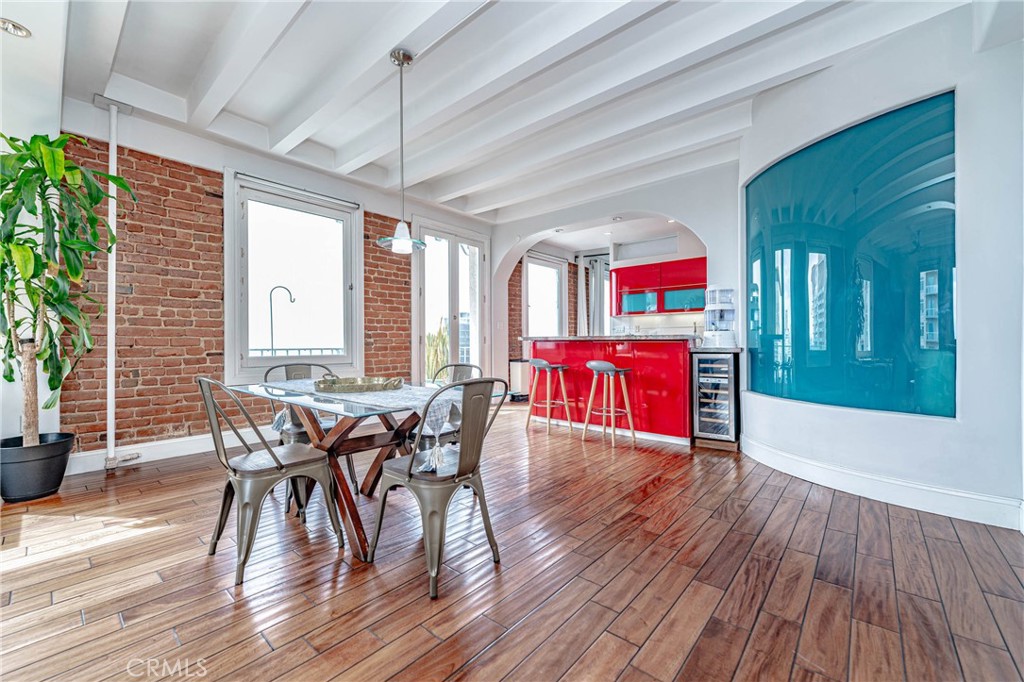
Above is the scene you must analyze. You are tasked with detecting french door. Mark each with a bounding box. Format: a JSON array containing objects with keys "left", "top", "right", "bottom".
[{"left": 413, "top": 222, "right": 488, "bottom": 384}]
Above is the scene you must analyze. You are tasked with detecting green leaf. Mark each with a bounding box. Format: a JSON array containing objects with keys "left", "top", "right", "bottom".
[
  {"left": 10, "top": 242, "right": 34, "bottom": 280},
  {"left": 64, "top": 168, "right": 83, "bottom": 187},
  {"left": 60, "top": 244, "right": 84, "bottom": 282},
  {"left": 39, "top": 145, "right": 65, "bottom": 183},
  {"left": 2, "top": 356, "right": 13, "bottom": 383},
  {"left": 93, "top": 171, "right": 137, "bottom": 201},
  {"left": 0, "top": 152, "right": 28, "bottom": 180},
  {"left": 42, "top": 388, "right": 60, "bottom": 409},
  {"left": 79, "top": 168, "right": 105, "bottom": 205}
]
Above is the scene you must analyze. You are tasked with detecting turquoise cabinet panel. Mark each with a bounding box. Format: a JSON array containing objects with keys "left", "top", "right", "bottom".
[
  {"left": 664, "top": 288, "right": 705, "bottom": 311},
  {"left": 621, "top": 292, "right": 658, "bottom": 314},
  {"left": 746, "top": 92, "right": 956, "bottom": 417}
]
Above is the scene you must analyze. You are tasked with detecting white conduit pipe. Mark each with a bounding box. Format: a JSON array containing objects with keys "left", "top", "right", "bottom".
[{"left": 105, "top": 104, "right": 118, "bottom": 462}]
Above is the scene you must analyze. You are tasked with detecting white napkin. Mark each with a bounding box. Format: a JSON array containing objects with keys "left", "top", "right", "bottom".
[{"left": 417, "top": 444, "right": 447, "bottom": 473}]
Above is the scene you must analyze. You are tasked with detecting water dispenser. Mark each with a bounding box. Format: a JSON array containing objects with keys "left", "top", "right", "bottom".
[{"left": 703, "top": 286, "right": 737, "bottom": 349}]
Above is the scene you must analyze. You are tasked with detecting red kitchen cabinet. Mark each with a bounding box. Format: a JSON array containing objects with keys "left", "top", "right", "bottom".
[
  {"left": 661, "top": 257, "right": 707, "bottom": 288},
  {"left": 610, "top": 257, "right": 707, "bottom": 316},
  {"left": 614, "top": 263, "right": 662, "bottom": 291}
]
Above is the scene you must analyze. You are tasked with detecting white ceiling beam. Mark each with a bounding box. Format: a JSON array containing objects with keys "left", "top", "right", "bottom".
[
  {"left": 400, "top": 0, "right": 841, "bottom": 191},
  {"left": 460, "top": 102, "right": 752, "bottom": 214},
  {"left": 62, "top": 0, "right": 128, "bottom": 103},
  {"left": 104, "top": 73, "right": 187, "bottom": 122},
  {"left": 188, "top": 0, "right": 310, "bottom": 129},
  {"left": 332, "top": 0, "right": 674, "bottom": 175},
  {"left": 972, "top": 0, "right": 1024, "bottom": 52},
  {"left": 495, "top": 142, "right": 741, "bottom": 224},
  {"left": 425, "top": 0, "right": 964, "bottom": 203},
  {"left": 268, "top": 0, "right": 489, "bottom": 155}
]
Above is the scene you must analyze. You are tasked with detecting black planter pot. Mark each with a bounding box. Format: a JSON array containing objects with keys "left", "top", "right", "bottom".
[{"left": 0, "top": 433, "right": 76, "bottom": 503}]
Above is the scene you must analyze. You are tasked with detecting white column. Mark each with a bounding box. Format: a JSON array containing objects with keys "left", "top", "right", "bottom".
[{"left": 105, "top": 104, "right": 118, "bottom": 460}]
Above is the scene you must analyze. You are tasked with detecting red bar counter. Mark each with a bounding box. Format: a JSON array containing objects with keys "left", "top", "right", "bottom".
[{"left": 527, "top": 336, "right": 693, "bottom": 440}]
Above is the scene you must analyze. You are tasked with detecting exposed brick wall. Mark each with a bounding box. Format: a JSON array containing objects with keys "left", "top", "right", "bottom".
[
  {"left": 362, "top": 212, "right": 412, "bottom": 379},
  {"left": 508, "top": 260, "right": 523, "bottom": 361},
  {"left": 60, "top": 136, "right": 411, "bottom": 452},
  {"left": 61, "top": 137, "right": 231, "bottom": 451}
]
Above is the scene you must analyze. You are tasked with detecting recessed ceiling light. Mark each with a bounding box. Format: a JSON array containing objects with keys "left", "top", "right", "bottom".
[
  {"left": 611, "top": 216, "right": 623, "bottom": 222},
  {"left": 0, "top": 18, "right": 31, "bottom": 38}
]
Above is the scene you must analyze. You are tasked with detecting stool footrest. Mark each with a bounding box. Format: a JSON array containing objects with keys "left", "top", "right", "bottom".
[{"left": 591, "top": 407, "right": 630, "bottom": 417}]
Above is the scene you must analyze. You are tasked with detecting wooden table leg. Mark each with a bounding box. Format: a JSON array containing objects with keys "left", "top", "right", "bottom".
[
  {"left": 359, "top": 412, "right": 421, "bottom": 497},
  {"left": 327, "top": 455, "right": 369, "bottom": 562},
  {"left": 294, "top": 407, "right": 369, "bottom": 561}
]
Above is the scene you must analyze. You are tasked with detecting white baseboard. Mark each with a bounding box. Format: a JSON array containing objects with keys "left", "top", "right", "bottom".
[
  {"left": 65, "top": 426, "right": 279, "bottom": 476},
  {"left": 526, "top": 415, "right": 691, "bottom": 447},
  {"left": 741, "top": 434, "right": 1023, "bottom": 531}
]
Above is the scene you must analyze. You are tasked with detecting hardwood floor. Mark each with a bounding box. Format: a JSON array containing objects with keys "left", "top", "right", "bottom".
[{"left": 2, "top": 406, "right": 1022, "bottom": 681}]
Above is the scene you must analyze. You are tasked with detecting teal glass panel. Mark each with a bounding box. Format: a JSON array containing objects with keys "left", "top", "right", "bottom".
[
  {"left": 746, "top": 92, "right": 955, "bottom": 417},
  {"left": 664, "top": 288, "right": 705, "bottom": 311},
  {"left": 622, "top": 292, "right": 657, "bottom": 313}
]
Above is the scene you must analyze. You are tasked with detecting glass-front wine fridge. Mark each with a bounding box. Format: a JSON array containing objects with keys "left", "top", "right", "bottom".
[{"left": 691, "top": 351, "right": 739, "bottom": 444}]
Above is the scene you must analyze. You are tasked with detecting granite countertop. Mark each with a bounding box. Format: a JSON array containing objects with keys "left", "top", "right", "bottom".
[{"left": 522, "top": 335, "right": 698, "bottom": 342}]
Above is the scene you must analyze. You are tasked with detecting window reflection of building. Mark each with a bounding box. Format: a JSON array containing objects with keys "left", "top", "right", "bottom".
[
  {"left": 808, "top": 252, "right": 827, "bottom": 351},
  {"left": 749, "top": 258, "right": 761, "bottom": 348},
  {"left": 773, "top": 248, "right": 793, "bottom": 388},
  {"left": 920, "top": 270, "right": 939, "bottom": 349},
  {"left": 857, "top": 279, "right": 872, "bottom": 355}
]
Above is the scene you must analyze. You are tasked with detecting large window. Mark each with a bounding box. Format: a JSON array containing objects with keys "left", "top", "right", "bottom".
[
  {"left": 746, "top": 92, "right": 956, "bottom": 417},
  {"left": 523, "top": 255, "right": 568, "bottom": 338},
  {"left": 228, "top": 175, "right": 360, "bottom": 382}
]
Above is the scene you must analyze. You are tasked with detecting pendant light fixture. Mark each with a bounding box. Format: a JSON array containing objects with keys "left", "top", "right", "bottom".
[{"left": 377, "top": 48, "right": 425, "bottom": 254}]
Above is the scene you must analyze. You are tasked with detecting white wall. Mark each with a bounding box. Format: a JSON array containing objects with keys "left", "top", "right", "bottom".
[
  {"left": 738, "top": 7, "right": 1024, "bottom": 528},
  {"left": 1, "top": 0, "right": 69, "bottom": 440},
  {"left": 490, "top": 162, "right": 740, "bottom": 374}
]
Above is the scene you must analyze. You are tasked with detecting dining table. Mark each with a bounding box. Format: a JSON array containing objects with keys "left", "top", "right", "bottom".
[{"left": 230, "top": 379, "right": 461, "bottom": 562}]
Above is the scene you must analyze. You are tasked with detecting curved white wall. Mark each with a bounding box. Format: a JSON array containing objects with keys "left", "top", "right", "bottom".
[{"left": 738, "top": 8, "right": 1023, "bottom": 528}]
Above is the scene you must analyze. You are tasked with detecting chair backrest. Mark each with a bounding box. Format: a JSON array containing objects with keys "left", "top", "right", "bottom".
[
  {"left": 409, "top": 377, "right": 508, "bottom": 480},
  {"left": 432, "top": 363, "right": 483, "bottom": 385},
  {"left": 263, "top": 363, "right": 333, "bottom": 382},
  {"left": 197, "top": 377, "right": 284, "bottom": 473},
  {"left": 263, "top": 363, "right": 333, "bottom": 423}
]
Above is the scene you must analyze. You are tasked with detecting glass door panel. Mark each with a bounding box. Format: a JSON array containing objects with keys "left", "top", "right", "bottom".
[
  {"left": 692, "top": 354, "right": 736, "bottom": 440},
  {"left": 423, "top": 234, "right": 451, "bottom": 381},
  {"left": 420, "top": 229, "right": 485, "bottom": 382},
  {"left": 457, "top": 243, "right": 482, "bottom": 367}
]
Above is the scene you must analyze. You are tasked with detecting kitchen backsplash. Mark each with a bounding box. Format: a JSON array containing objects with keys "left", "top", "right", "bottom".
[{"left": 610, "top": 312, "right": 705, "bottom": 336}]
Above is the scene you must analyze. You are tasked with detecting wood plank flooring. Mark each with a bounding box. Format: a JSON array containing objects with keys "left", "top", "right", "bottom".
[{"left": 2, "top": 406, "right": 1023, "bottom": 681}]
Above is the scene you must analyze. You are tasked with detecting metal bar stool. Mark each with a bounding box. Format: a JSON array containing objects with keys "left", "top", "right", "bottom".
[
  {"left": 526, "top": 359, "right": 574, "bottom": 434},
  {"left": 581, "top": 360, "right": 636, "bottom": 446}
]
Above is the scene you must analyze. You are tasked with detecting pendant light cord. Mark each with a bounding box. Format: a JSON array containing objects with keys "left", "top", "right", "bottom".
[{"left": 399, "top": 59, "right": 406, "bottom": 224}]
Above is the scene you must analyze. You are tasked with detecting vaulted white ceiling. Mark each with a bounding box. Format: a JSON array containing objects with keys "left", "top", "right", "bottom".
[{"left": 60, "top": 0, "right": 967, "bottom": 225}]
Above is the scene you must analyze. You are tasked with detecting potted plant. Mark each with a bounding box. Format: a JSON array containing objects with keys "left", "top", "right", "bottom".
[{"left": 0, "top": 133, "right": 134, "bottom": 502}]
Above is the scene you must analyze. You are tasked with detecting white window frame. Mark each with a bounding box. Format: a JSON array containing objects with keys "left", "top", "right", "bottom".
[
  {"left": 522, "top": 252, "right": 569, "bottom": 338},
  {"left": 410, "top": 217, "right": 491, "bottom": 384},
  {"left": 224, "top": 171, "right": 364, "bottom": 385}
]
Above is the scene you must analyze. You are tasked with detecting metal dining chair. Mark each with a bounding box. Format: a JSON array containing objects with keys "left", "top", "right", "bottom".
[
  {"left": 431, "top": 363, "right": 483, "bottom": 385},
  {"left": 368, "top": 377, "right": 508, "bottom": 598},
  {"left": 263, "top": 363, "right": 359, "bottom": 514},
  {"left": 417, "top": 363, "right": 484, "bottom": 449},
  {"left": 197, "top": 378, "right": 344, "bottom": 585}
]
